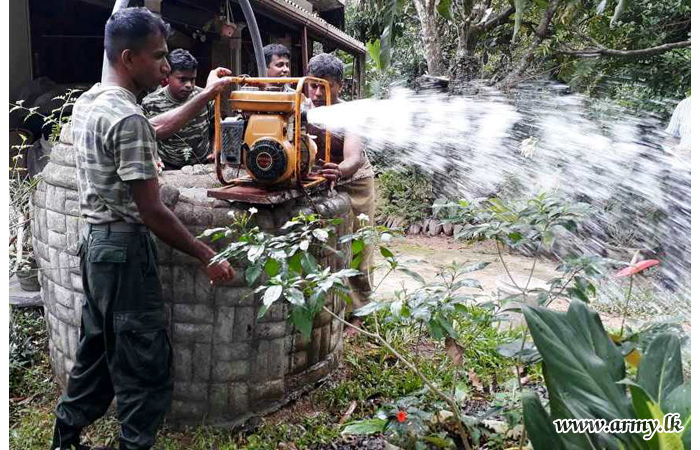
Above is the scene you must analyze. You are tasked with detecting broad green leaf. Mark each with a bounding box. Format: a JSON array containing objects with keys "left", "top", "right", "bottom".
[
  {"left": 628, "top": 382, "right": 685, "bottom": 449},
  {"left": 352, "top": 239, "right": 365, "bottom": 255},
  {"left": 427, "top": 318, "right": 444, "bottom": 339},
  {"left": 312, "top": 228, "right": 329, "bottom": 242},
  {"left": 389, "top": 299, "right": 404, "bottom": 317},
  {"left": 453, "top": 278, "right": 482, "bottom": 290},
  {"left": 354, "top": 301, "right": 387, "bottom": 317},
  {"left": 459, "top": 261, "right": 490, "bottom": 274},
  {"left": 257, "top": 304, "right": 269, "bottom": 319},
  {"left": 497, "top": 339, "right": 541, "bottom": 364},
  {"left": 245, "top": 264, "right": 263, "bottom": 285},
  {"left": 398, "top": 267, "right": 425, "bottom": 284},
  {"left": 335, "top": 269, "right": 362, "bottom": 279},
  {"left": 437, "top": 0, "right": 452, "bottom": 20},
  {"left": 301, "top": 252, "right": 318, "bottom": 274},
  {"left": 285, "top": 287, "right": 305, "bottom": 306},
  {"left": 350, "top": 253, "right": 364, "bottom": 270},
  {"left": 342, "top": 418, "right": 388, "bottom": 435},
  {"left": 289, "top": 252, "right": 303, "bottom": 274},
  {"left": 247, "top": 244, "right": 265, "bottom": 262},
  {"left": 637, "top": 333, "right": 684, "bottom": 405},
  {"left": 263, "top": 285, "right": 283, "bottom": 307},
  {"left": 290, "top": 306, "right": 313, "bottom": 339},
  {"left": 663, "top": 384, "right": 691, "bottom": 449},
  {"left": 422, "top": 435, "right": 455, "bottom": 448},
  {"left": 436, "top": 315, "right": 457, "bottom": 338},
  {"left": 523, "top": 300, "right": 643, "bottom": 448},
  {"left": 300, "top": 240, "right": 310, "bottom": 251},
  {"left": 264, "top": 258, "right": 280, "bottom": 277},
  {"left": 366, "top": 39, "right": 382, "bottom": 68},
  {"left": 454, "top": 303, "right": 469, "bottom": 315},
  {"left": 379, "top": 246, "right": 394, "bottom": 258},
  {"left": 522, "top": 391, "right": 568, "bottom": 450}
]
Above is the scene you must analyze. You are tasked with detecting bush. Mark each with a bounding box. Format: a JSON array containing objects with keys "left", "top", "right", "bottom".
[
  {"left": 377, "top": 167, "right": 434, "bottom": 225},
  {"left": 9, "top": 307, "right": 50, "bottom": 396}
]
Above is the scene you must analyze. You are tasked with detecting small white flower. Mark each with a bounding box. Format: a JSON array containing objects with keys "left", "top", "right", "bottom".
[
  {"left": 357, "top": 213, "right": 369, "bottom": 223},
  {"left": 227, "top": 211, "right": 237, "bottom": 219},
  {"left": 248, "top": 207, "right": 259, "bottom": 215}
]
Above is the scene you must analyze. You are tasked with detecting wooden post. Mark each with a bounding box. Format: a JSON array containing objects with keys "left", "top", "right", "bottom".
[
  {"left": 350, "top": 57, "right": 356, "bottom": 99},
  {"left": 356, "top": 54, "right": 365, "bottom": 98}
]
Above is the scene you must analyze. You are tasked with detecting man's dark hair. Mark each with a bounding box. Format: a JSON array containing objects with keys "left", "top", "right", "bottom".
[
  {"left": 168, "top": 48, "right": 198, "bottom": 72},
  {"left": 263, "top": 43, "right": 291, "bottom": 67},
  {"left": 105, "top": 7, "right": 171, "bottom": 64},
  {"left": 307, "top": 53, "right": 344, "bottom": 84}
]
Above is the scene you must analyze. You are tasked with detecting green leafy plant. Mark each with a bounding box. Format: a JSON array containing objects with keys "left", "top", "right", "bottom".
[
  {"left": 201, "top": 210, "right": 359, "bottom": 339},
  {"left": 522, "top": 300, "right": 690, "bottom": 449}
]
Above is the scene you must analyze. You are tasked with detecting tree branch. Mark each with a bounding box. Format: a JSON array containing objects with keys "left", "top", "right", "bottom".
[
  {"left": 499, "top": 0, "right": 561, "bottom": 88},
  {"left": 475, "top": 5, "right": 515, "bottom": 33},
  {"left": 559, "top": 40, "right": 691, "bottom": 58}
]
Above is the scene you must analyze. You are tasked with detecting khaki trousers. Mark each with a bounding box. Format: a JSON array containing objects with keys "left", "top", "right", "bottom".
[{"left": 338, "top": 176, "right": 376, "bottom": 313}]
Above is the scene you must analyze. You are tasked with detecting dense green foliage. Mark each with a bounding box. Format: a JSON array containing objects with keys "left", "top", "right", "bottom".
[
  {"left": 377, "top": 167, "right": 434, "bottom": 225},
  {"left": 554, "top": 0, "right": 691, "bottom": 111},
  {"left": 346, "top": 0, "right": 690, "bottom": 111}
]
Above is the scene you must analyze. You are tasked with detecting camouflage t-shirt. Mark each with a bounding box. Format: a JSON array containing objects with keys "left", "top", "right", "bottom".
[
  {"left": 72, "top": 84, "right": 159, "bottom": 224},
  {"left": 141, "top": 85, "right": 212, "bottom": 168}
]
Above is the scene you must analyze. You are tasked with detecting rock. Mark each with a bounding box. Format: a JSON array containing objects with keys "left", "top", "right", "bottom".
[
  {"left": 160, "top": 185, "right": 180, "bottom": 207},
  {"left": 422, "top": 219, "right": 431, "bottom": 234},
  {"left": 428, "top": 219, "right": 442, "bottom": 236},
  {"left": 392, "top": 217, "right": 406, "bottom": 231},
  {"left": 442, "top": 222, "right": 454, "bottom": 236},
  {"left": 408, "top": 224, "right": 422, "bottom": 235}
]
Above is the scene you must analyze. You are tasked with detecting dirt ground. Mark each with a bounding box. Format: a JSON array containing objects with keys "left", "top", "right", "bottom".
[{"left": 372, "top": 235, "right": 634, "bottom": 331}]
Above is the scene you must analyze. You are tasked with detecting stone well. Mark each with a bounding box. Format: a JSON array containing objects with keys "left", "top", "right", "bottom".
[{"left": 32, "top": 124, "right": 352, "bottom": 427}]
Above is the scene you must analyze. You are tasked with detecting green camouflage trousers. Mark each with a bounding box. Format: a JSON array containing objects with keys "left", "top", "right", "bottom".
[{"left": 52, "top": 224, "right": 173, "bottom": 450}]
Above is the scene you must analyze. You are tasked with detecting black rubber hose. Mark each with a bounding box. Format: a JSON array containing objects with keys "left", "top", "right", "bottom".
[{"left": 237, "top": 0, "right": 267, "bottom": 78}]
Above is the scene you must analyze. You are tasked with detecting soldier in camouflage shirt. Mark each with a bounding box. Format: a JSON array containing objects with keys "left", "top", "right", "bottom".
[
  {"left": 51, "top": 8, "right": 235, "bottom": 450},
  {"left": 142, "top": 48, "right": 213, "bottom": 169}
]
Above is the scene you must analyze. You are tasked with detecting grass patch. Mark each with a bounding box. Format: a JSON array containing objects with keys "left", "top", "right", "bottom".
[{"left": 8, "top": 302, "right": 521, "bottom": 449}]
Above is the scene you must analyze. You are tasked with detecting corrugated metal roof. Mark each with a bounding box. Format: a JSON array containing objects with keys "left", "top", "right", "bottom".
[{"left": 253, "top": 0, "right": 365, "bottom": 54}]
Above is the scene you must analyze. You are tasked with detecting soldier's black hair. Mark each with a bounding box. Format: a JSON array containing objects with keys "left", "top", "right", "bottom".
[
  {"left": 168, "top": 48, "right": 198, "bottom": 72},
  {"left": 105, "top": 7, "right": 171, "bottom": 64},
  {"left": 263, "top": 43, "right": 291, "bottom": 67},
  {"left": 306, "top": 53, "right": 344, "bottom": 84}
]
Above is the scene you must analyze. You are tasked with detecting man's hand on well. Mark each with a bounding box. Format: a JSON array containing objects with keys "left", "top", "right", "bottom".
[{"left": 205, "top": 259, "right": 235, "bottom": 285}]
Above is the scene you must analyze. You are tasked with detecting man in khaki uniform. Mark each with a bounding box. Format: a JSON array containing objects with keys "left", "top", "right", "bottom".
[
  {"left": 306, "top": 53, "right": 376, "bottom": 335},
  {"left": 51, "top": 8, "right": 234, "bottom": 450}
]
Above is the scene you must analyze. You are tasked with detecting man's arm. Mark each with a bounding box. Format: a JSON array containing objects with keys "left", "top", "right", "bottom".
[
  {"left": 149, "top": 67, "right": 234, "bottom": 140},
  {"left": 319, "top": 133, "right": 365, "bottom": 182},
  {"left": 130, "top": 178, "right": 234, "bottom": 283}
]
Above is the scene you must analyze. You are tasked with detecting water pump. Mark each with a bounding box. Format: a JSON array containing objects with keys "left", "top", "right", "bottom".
[{"left": 212, "top": 77, "right": 331, "bottom": 190}]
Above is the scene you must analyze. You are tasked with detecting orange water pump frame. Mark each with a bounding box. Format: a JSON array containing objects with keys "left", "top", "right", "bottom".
[{"left": 213, "top": 76, "right": 332, "bottom": 188}]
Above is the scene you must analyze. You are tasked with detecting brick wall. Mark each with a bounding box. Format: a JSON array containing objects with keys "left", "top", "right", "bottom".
[{"left": 33, "top": 124, "right": 352, "bottom": 426}]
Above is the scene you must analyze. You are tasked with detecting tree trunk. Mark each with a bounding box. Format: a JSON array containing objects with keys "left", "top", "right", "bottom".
[
  {"left": 414, "top": 0, "right": 446, "bottom": 76},
  {"left": 500, "top": 0, "right": 561, "bottom": 88}
]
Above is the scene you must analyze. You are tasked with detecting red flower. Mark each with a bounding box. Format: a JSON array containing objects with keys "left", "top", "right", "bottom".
[
  {"left": 396, "top": 411, "right": 407, "bottom": 423},
  {"left": 615, "top": 259, "right": 660, "bottom": 278}
]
